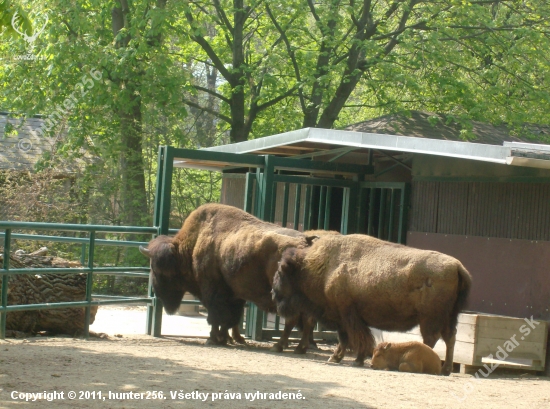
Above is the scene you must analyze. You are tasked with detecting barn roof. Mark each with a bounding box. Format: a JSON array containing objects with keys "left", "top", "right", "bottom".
[
  {"left": 0, "top": 113, "right": 88, "bottom": 172},
  {"left": 192, "top": 112, "right": 550, "bottom": 172}
]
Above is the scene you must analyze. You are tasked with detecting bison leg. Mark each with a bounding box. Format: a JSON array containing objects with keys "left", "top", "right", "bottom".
[
  {"left": 328, "top": 330, "right": 349, "bottom": 363},
  {"left": 270, "top": 320, "right": 294, "bottom": 352},
  {"left": 399, "top": 362, "right": 421, "bottom": 374},
  {"left": 293, "top": 316, "right": 315, "bottom": 355},
  {"left": 440, "top": 325, "right": 457, "bottom": 376},
  {"left": 231, "top": 325, "right": 247, "bottom": 345},
  {"left": 308, "top": 324, "right": 319, "bottom": 349},
  {"left": 206, "top": 325, "right": 227, "bottom": 345}
]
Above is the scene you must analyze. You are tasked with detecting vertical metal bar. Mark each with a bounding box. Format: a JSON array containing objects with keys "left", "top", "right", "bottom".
[
  {"left": 340, "top": 181, "right": 359, "bottom": 235},
  {"left": 340, "top": 188, "right": 350, "bottom": 234},
  {"left": 318, "top": 186, "right": 327, "bottom": 229},
  {"left": 324, "top": 187, "right": 332, "bottom": 230},
  {"left": 274, "top": 314, "right": 280, "bottom": 331},
  {"left": 281, "top": 183, "right": 290, "bottom": 227},
  {"left": 0, "top": 229, "right": 11, "bottom": 340},
  {"left": 357, "top": 186, "right": 368, "bottom": 233},
  {"left": 388, "top": 189, "right": 397, "bottom": 242},
  {"left": 153, "top": 146, "right": 165, "bottom": 228},
  {"left": 293, "top": 184, "right": 302, "bottom": 230},
  {"left": 249, "top": 303, "right": 264, "bottom": 341},
  {"left": 398, "top": 183, "right": 411, "bottom": 244},
  {"left": 244, "top": 172, "right": 255, "bottom": 214},
  {"left": 152, "top": 146, "right": 175, "bottom": 337},
  {"left": 378, "top": 188, "right": 387, "bottom": 239},
  {"left": 84, "top": 231, "right": 95, "bottom": 339},
  {"left": 147, "top": 146, "right": 166, "bottom": 335},
  {"left": 269, "top": 183, "right": 277, "bottom": 223},
  {"left": 367, "top": 188, "right": 376, "bottom": 236},
  {"left": 254, "top": 168, "right": 263, "bottom": 218},
  {"left": 260, "top": 155, "right": 275, "bottom": 222},
  {"left": 303, "top": 185, "right": 312, "bottom": 231}
]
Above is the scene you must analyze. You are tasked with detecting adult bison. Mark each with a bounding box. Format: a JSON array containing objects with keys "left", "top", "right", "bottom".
[
  {"left": 139, "top": 203, "right": 317, "bottom": 352},
  {"left": 272, "top": 233, "right": 472, "bottom": 375}
]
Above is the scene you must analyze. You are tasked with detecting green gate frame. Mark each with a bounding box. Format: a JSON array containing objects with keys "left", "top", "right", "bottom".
[{"left": 148, "top": 145, "right": 410, "bottom": 341}]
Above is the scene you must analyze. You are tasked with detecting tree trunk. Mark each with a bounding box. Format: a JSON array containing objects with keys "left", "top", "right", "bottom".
[
  {"left": 119, "top": 82, "right": 148, "bottom": 227},
  {"left": 0, "top": 251, "right": 98, "bottom": 335}
]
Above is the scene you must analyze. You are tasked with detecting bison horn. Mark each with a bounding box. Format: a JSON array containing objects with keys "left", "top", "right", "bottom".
[
  {"left": 305, "top": 235, "right": 320, "bottom": 246},
  {"left": 139, "top": 245, "right": 151, "bottom": 258}
]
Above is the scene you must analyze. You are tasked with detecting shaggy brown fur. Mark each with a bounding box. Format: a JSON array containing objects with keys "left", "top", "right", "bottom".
[
  {"left": 141, "top": 203, "right": 316, "bottom": 351},
  {"left": 272, "top": 234, "right": 471, "bottom": 374},
  {"left": 371, "top": 342, "right": 442, "bottom": 375}
]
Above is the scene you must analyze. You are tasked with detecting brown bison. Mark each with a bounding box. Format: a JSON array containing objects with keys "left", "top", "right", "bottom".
[
  {"left": 272, "top": 233, "right": 471, "bottom": 375},
  {"left": 140, "top": 203, "right": 317, "bottom": 352},
  {"left": 371, "top": 341, "right": 442, "bottom": 375}
]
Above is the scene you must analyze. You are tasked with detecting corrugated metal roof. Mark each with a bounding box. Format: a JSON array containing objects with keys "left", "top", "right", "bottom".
[{"left": 199, "top": 127, "right": 550, "bottom": 171}]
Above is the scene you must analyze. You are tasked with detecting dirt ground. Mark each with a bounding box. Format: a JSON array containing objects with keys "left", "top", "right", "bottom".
[{"left": 0, "top": 309, "right": 549, "bottom": 409}]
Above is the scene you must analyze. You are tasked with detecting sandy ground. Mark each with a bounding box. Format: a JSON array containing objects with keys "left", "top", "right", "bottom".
[{"left": 0, "top": 307, "right": 549, "bottom": 409}]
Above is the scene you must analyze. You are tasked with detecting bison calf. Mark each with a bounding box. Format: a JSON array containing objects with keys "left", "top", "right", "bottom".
[{"left": 371, "top": 342, "right": 442, "bottom": 375}]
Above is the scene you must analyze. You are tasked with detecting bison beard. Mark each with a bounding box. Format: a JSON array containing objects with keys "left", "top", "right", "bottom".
[
  {"left": 272, "top": 234, "right": 472, "bottom": 374},
  {"left": 140, "top": 203, "right": 318, "bottom": 351}
]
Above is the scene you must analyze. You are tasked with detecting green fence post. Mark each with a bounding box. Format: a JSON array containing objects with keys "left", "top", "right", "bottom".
[
  {"left": 293, "top": 184, "right": 302, "bottom": 230},
  {"left": 367, "top": 188, "right": 376, "bottom": 236},
  {"left": 244, "top": 172, "right": 256, "bottom": 214},
  {"left": 0, "top": 229, "right": 11, "bottom": 340},
  {"left": 398, "top": 183, "right": 411, "bottom": 244},
  {"left": 281, "top": 183, "right": 290, "bottom": 227},
  {"left": 341, "top": 180, "right": 360, "bottom": 234},
  {"left": 84, "top": 231, "right": 95, "bottom": 339},
  {"left": 303, "top": 185, "right": 312, "bottom": 231},
  {"left": 324, "top": 187, "right": 332, "bottom": 230},
  {"left": 153, "top": 146, "right": 174, "bottom": 337},
  {"left": 388, "top": 189, "right": 397, "bottom": 242},
  {"left": 318, "top": 186, "right": 327, "bottom": 229},
  {"left": 147, "top": 146, "right": 166, "bottom": 335},
  {"left": 378, "top": 188, "right": 387, "bottom": 239}
]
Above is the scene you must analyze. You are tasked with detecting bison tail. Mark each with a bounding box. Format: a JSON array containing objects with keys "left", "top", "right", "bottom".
[{"left": 449, "top": 264, "right": 472, "bottom": 330}]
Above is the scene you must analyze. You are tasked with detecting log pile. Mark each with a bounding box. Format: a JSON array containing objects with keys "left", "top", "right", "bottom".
[{"left": 0, "top": 247, "right": 98, "bottom": 335}]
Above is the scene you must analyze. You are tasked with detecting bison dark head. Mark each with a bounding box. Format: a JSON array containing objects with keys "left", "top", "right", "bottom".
[
  {"left": 272, "top": 248, "right": 305, "bottom": 319},
  {"left": 140, "top": 236, "right": 185, "bottom": 315}
]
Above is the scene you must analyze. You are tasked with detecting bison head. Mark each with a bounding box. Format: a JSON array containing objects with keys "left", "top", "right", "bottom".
[
  {"left": 140, "top": 236, "right": 185, "bottom": 315},
  {"left": 272, "top": 248, "right": 307, "bottom": 319},
  {"left": 370, "top": 342, "right": 392, "bottom": 370}
]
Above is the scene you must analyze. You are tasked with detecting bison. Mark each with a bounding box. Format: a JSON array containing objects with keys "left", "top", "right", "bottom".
[
  {"left": 272, "top": 233, "right": 471, "bottom": 375},
  {"left": 371, "top": 341, "right": 442, "bottom": 375},
  {"left": 140, "top": 203, "right": 317, "bottom": 352}
]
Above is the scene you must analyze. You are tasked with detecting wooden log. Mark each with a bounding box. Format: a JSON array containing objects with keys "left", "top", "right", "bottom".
[{"left": 0, "top": 249, "right": 98, "bottom": 335}]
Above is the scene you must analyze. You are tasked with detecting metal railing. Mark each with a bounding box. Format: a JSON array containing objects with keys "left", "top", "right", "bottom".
[{"left": 0, "top": 221, "right": 195, "bottom": 339}]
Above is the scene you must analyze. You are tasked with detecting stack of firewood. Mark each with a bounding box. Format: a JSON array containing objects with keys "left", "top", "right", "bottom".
[{"left": 0, "top": 247, "right": 98, "bottom": 336}]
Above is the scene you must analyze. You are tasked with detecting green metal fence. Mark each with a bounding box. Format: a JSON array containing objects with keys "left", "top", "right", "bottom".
[{"left": 0, "top": 222, "right": 177, "bottom": 340}]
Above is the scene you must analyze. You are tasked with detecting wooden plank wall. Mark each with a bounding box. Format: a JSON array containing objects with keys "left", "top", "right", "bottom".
[{"left": 410, "top": 181, "right": 550, "bottom": 240}]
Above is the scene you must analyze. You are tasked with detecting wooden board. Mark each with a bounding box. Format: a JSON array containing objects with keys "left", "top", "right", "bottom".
[{"left": 372, "top": 313, "right": 548, "bottom": 372}]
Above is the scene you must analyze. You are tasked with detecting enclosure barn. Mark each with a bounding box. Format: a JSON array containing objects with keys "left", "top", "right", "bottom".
[{"left": 1, "top": 114, "right": 550, "bottom": 408}]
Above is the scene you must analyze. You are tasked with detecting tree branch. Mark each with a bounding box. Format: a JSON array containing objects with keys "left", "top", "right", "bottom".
[
  {"left": 192, "top": 85, "right": 231, "bottom": 104},
  {"left": 181, "top": 98, "right": 232, "bottom": 124}
]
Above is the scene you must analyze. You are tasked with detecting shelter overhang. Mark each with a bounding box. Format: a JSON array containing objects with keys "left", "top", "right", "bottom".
[{"left": 174, "top": 128, "right": 550, "bottom": 171}]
